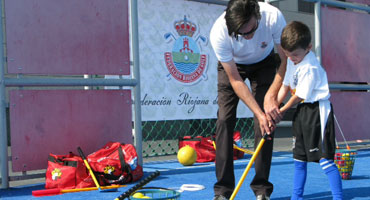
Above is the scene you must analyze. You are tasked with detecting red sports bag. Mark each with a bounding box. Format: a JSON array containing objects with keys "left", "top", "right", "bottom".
[
  {"left": 45, "top": 152, "right": 95, "bottom": 189},
  {"left": 179, "top": 136, "right": 215, "bottom": 163},
  {"left": 87, "top": 142, "right": 143, "bottom": 184},
  {"left": 178, "top": 131, "right": 244, "bottom": 163}
]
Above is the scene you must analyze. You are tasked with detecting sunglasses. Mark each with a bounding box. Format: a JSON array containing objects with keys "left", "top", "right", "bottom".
[{"left": 237, "top": 19, "right": 259, "bottom": 37}]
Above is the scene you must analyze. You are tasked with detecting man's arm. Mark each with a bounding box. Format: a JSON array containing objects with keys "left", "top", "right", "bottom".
[
  {"left": 221, "top": 60, "right": 272, "bottom": 135},
  {"left": 264, "top": 44, "right": 287, "bottom": 124}
]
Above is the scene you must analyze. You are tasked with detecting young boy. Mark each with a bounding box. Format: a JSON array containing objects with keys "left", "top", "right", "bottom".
[{"left": 277, "top": 21, "right": 343, "bottom": 200}]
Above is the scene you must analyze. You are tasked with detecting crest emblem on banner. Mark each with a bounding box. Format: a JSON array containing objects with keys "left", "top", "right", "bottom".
[{"left": 164, "top": 16, "right": 208, "bottom": 85}]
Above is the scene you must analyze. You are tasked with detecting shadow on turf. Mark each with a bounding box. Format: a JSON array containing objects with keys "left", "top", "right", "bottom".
[
  {"left": 353, "top": 149, "right": 370, "bottom": 158},
  {"left": 351, "top": 175, "right": 370, "bottom": 180},
  {"left": 273, "top": 186, "right": 370, "bottom": 200},
  {"left": 150, "top": 159, "right": 294, "bottom": 177},
  {"left": 145, "top": 152, "right": 294, "bottom": 176},
  {"left": 0, "top": 184, "right": 44, "bottom": 198}
]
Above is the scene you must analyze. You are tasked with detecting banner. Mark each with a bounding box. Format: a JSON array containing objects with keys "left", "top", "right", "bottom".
[{"left": 109, "top": 0, "right": 253, "bottom": 121}]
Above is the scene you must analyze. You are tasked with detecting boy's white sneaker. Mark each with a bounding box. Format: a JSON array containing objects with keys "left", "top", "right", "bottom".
[
  {"left": 213, "top": 195, "right": 228, "bottom": 200},
  {"left": 256, "top": 194, "right": 270, "bottom": 200}
]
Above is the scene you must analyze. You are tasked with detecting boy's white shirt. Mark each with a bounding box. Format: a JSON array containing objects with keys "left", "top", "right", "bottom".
[
  {"left": 282, "top": 51, "right": 331, "bottom": 139},
  {"left": 210, "top": 2, "right": 286, "bottom": 64}
]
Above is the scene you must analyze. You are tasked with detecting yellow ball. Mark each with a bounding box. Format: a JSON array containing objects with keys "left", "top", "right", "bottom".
[
  {"left": 177, "top": 145, "right": 197, "bottom": 166},
  {"left": 132, "top": 192, "right": 145, "bottom": 198}
]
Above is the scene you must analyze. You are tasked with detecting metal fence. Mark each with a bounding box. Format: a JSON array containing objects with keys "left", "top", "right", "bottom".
[{"left": 142, "top": 118, "right": 255, "bottom": 157}]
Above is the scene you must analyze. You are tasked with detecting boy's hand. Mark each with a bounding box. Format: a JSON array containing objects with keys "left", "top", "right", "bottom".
[
  {"left": 279, "top": 108, "right": 287, "bottom": 117},
  {"left": 268, "top": 121, "right": 276, "bottom": 132}
]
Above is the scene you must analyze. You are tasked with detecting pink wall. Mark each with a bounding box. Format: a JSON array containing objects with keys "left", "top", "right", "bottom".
[
  {"left": 322, "top": 6, "right": 370, "bottom": 141},
  {"left": 10, "top": 90, "right": 132, "bottom": 172},
  {"left": 331, "top": 92, "right": 370, "bottom": 142},
  {"left": 5, "top": 0, "right": 130, "bottom": 75},
  {"left": 322, "top": 6, "right": 370, "bottom": 83},
  {"left": 5, "top": 0, "right": 133, "bottom": 172}
]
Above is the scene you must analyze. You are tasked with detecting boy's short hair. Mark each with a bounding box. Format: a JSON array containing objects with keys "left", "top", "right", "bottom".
[{"left": 281, "top": 21, "right": 311, "bottom": 52}]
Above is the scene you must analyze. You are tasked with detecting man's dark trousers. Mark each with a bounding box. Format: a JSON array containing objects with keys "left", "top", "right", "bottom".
[{"left": 213, "top": 52, "right": 278, "bottom": 198}]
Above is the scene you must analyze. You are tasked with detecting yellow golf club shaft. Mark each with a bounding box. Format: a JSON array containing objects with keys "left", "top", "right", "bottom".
[
  {"left": 233, "top": 144, "right": 255, "bottom": 155},
  {"left": 230, "top": 134, "right": 268, "bottom": 200},
  {"left": 82, "top": 159, "right": 102, "bottom": 189},
  {"left": 78, "top": 147, "right": 102, "bottom": 190},
  {"left": 213, "top": 141, "right": 255, "bottom": 155}
]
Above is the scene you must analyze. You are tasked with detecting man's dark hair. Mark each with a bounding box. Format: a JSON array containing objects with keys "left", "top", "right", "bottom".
[
  {"left": 225, "top": 0, "right": 261, "bottom": 38},
  {"left": 281, "top": 21, "right": 311, "bottom": 52}
]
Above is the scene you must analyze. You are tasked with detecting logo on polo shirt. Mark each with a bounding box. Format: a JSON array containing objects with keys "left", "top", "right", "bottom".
[
  {"left": 164, "top": 16, "right": 208, "bottom": 85},
  {"left": 261, "top": 41, "right": 268, "bottom": 48}
]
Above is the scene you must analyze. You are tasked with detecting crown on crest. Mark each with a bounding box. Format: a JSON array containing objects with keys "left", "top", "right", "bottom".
[{"left": 174, "top": 16, "right": 196, "bottom": 37}]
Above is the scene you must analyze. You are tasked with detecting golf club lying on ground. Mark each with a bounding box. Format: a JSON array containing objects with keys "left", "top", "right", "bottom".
[
  {"left": 32, "top": 185, "right": 126, "bottom": 197},
  {"left": 213, "top": 141, "right": 254, "bottom": 155}
]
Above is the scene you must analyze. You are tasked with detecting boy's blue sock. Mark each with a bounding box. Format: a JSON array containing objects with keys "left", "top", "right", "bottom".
[
  {"left": 320, "top": 158, "right": 343, "bottom": 200},
  {"left": 291, "top": 160, "right": 307, "bottom": 200}
]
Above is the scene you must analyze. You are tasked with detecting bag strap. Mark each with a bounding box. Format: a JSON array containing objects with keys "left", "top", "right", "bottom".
[
  {"left": 178, "top": 136, "right": 202, "bottom": 141},
  {"left": 63, "top": 160, "right": 78, "bottom": 167},
  {"left": 48, "top": 155, "right": 78, "bottom": 167},
  {"left": 48, "top": 155, "right": 62, "bottom": 165},
  {"left": 118, "top": 145, "right": 133, "bottom": 181},
  {"left": 99, "top": 145, "right": 134, "bottom": 184}
]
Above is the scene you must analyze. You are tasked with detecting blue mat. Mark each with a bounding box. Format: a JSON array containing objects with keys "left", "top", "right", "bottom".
[{"left": 1, "top": 149, "right": 370, "bottom": 199}]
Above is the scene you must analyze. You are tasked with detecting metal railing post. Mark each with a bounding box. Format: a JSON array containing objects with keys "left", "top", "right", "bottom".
[
  {"left": 0, "top": 0, "right": 9, "bottom": 189},
  {"left": 314, "top": 0, "right": 322, "bottom": 64},
  {"left": 130, "top": 0, "right": 143, "bottom": 166}
]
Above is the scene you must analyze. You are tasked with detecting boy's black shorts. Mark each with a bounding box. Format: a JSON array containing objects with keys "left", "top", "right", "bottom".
[{"left": 292, "top": 102, "right": 336, "bottom": 162}]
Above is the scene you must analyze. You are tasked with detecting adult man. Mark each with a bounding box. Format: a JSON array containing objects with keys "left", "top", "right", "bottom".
[{"left": 209, "top": 0, "right": 287, "bottom": 199}]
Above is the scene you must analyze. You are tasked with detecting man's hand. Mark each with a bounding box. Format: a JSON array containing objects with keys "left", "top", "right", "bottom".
[
  {"left": 256, "top": 113, "right": 273, "bottom": 135},
  {"left": 264, "top": 95, "right": 283, "bottom": 124}
]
